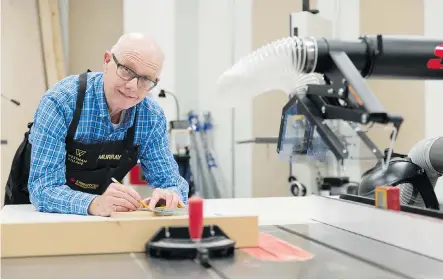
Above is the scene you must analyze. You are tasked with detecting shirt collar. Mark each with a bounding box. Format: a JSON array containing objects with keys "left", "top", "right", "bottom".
[{"left": 93, "top": 73, "right": 137, "bottom": 131}]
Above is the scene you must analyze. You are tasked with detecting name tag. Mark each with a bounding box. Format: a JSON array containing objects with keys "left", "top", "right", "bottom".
[{"left": 98, "top": 154, "right": 122, "bottom": 160}]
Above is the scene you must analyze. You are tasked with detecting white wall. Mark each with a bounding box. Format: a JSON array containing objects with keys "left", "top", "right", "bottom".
[
  {"left": 231, "top": 0, "right": 253, "bottom": 198},
  {"left": 174, "top": 0, "right": 200, "bottom": 118},
  {"left": 121, "top": 0, "right": 253, "bottom": 198},
  {"left": 424, "top": 0, "right": 443, "bottom": 202},
  {"left": 123, "top": 0, "right": 178, "bottom": 122},
  {"left": 197, "top": 0, "right": 253, "bottom": 197},
  {"left": 317, "top": 0, "right": 360, "bottom": 40}
]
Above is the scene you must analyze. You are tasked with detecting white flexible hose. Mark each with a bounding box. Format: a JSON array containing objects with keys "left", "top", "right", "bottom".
[{"left": 216, "top": 36, "right": 325, "bottom": 106}]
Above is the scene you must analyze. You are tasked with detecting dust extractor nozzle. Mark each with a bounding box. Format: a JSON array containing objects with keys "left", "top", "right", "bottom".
[{"left": 217, "top": 35, "right": 442, "bottom": 104}]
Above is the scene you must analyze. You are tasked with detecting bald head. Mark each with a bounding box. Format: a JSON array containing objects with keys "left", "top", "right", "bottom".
[
  {"left": 110, "top": 33, "right": 165, "bottom": 76},
  {"left": 102, "top": 33, "right": 165, "bottom": 111},
  {"left": 111, "top": 33, "right": 164, "bottom": 57}
]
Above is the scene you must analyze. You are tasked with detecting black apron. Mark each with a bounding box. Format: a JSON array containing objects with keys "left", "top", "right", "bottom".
[{"left": 4, "top": 71, "right": 139, "bottom": 204}]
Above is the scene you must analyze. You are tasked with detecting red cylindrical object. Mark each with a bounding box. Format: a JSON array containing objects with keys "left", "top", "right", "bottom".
[{"left": 188, "top": 196, "right": 204, "bottom": 240}]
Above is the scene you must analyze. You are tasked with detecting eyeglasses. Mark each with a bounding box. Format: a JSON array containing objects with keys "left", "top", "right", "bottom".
[{"left": 112, "top": 54, "right": 158, "bottom": 90}]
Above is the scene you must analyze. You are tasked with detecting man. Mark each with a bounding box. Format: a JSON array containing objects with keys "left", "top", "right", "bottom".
[{"left": 22, "top": 33, "right": 188, "bottom": 216}]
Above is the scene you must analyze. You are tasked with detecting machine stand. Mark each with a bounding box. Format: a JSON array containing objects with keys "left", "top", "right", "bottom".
[{"left": 146, "top": 225, "right": 235, "bottom": 261}]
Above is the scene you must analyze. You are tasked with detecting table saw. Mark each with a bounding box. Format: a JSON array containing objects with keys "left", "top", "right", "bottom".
[{"left": 1, "top": 195, "right": 443, "bottom": 279}]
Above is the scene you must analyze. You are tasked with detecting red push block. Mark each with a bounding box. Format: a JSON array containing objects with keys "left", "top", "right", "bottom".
[
  {"left": 375, "top": 186, "right": 400, "bottom": 211},
  {"left": 129, "top": 164, "right": 147, "bottom": 185},
  {"left": 386, "top": 187, "right": 400, "bottom": 211}
]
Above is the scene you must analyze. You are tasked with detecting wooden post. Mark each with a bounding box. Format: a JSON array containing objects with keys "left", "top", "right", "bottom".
[{"left": 37, "top": 0, "right": 66, "bottom": 89}]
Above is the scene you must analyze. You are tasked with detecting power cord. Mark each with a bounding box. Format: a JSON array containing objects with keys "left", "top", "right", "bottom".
[{"left": 158, "top": 89, "right": 180, "bottom": 120}]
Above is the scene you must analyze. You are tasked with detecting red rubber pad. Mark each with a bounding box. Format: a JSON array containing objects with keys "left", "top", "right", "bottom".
[
  {"left": 188, "top": 196, "right": 204, "bottom": 240},
  {"left": 241, "top": 232, "right": 314, "bottom": 262}
]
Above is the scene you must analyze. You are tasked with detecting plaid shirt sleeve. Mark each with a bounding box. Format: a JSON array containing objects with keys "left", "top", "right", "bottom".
[
  {"left": 28, "top": 95, "right": 97, "bottom": 215},
  {"left": 138, "top": 111, "right": 189, "bottom": 205}
]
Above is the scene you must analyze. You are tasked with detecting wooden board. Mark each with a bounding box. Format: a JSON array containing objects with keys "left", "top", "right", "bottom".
[
  {"left": 37, "top": 0, "right": 66, "bottom": 88},
  {"left": 1, "top": 214, "right": 258, "bottom": 258},
  {"left": 110, "top": 209, "right": 186, "bottom": 218}
]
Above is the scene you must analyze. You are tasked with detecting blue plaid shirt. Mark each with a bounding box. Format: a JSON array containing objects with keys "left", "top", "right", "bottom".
[{"left": 28, "top": 72, "right": 189, "bottom": 215}]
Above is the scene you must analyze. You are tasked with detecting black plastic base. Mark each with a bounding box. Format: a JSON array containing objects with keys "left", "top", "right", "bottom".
[{"left": 146, "top": 225, "right": 235, "bottom": 260}]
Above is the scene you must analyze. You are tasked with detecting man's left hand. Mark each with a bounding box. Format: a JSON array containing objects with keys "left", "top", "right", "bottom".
[{"left": 143, "top": 188, "right": 185, "bottom": 209}]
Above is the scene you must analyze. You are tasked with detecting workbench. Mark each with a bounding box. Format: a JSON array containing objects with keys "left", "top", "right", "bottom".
[{"left": 2, "top": 195, "right": 443, "bottom": 278}]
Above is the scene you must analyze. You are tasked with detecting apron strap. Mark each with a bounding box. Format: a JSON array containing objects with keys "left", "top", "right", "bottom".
[
  {"left": 125, "top": 107, "right": 138, "bottom": 147},
  {"left": 110, "top": 108, "right": 139, "bottom": 183},
  {"left": 66, "top": 70, "right": 90, "bottom": 143}
]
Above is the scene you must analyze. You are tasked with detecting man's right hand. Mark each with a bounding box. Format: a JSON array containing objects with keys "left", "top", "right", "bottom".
[{"left": 87, "top": 183, "right": 142, "bottom": 216}]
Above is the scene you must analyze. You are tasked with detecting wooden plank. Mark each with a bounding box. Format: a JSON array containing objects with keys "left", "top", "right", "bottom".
[
  {"left": 1, "top": 214, "right": 258, "bottom": 258},
  {"left": 37, "top": 0, "right": 66, "bottom": 88},
  {"left": 110, "top": 209, "right": 187, "bottom": 218}
]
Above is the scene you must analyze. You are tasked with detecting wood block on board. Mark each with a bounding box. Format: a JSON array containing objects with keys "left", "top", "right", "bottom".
[
  {"left": 1, "top": 214, "right": 259, "bottom": 258},
  {"left": 110, "top": 210, "right": 186, "bottom": 218},
  {"left": 111, "top": 210, "right": 158, "bottom": 218}
]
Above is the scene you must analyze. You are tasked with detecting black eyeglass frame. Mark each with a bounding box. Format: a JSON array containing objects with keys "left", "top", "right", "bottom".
[{"left": 112, "top": 54, "right": 159, "bottom": 90}]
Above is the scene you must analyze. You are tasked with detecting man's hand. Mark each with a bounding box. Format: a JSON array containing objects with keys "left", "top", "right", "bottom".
[
  {"left": 143, "top": 188, "right": 185, "bottom": 210},
  {"left": 88, "top": 183, "right": 142, "bottom": 216}
]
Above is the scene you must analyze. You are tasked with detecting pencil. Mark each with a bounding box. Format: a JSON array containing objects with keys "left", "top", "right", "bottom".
[{"left": 111, "top": 177, "right": 149, "bottom": 208}]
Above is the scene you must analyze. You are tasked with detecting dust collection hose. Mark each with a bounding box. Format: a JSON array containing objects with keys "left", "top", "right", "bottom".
[
  {"left": 216, "top": 35, "right": 443, "bottom": 103},
  {"left": 216, "top": 36, "right": 325, "bottom": 104}
]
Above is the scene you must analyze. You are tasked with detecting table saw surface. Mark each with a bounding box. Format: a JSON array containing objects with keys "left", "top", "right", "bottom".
[{"left": 2, "top": 195, "right": 443, "bottom": 278}]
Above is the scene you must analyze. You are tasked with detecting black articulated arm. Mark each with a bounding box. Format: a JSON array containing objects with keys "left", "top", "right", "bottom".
[{"left": 277, "top": 35, "right": 443, "bottom": 163}]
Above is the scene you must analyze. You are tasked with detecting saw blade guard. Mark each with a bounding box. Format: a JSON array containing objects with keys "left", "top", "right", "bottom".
[{"left": 278, "top": 100, "right": 398, "bottom": 172}]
